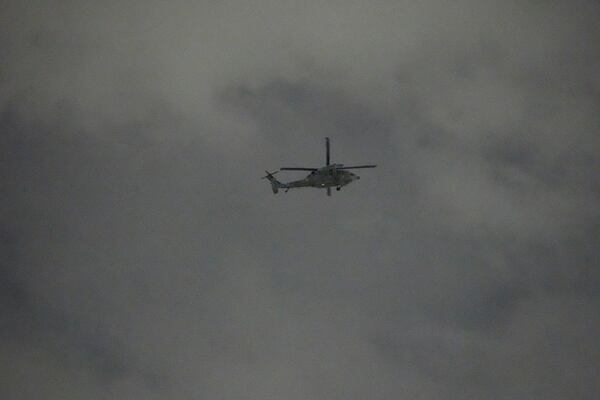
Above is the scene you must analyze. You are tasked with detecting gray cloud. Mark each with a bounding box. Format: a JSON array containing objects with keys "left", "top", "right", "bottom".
[{"left": 2, "top": 1, "right": 600, "bottom": 399}]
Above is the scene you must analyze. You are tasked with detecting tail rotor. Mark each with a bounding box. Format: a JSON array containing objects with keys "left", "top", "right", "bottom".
[
  {"left": 261, "top": 170, "right": 280, "bottom": 180},
  {"left": 262, "top": 170, "right": 284, "bottom": 194}
]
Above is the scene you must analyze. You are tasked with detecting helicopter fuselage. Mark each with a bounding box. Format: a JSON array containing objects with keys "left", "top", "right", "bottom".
[
  {"left": 263, "top": 137, "right": 375, "bottom": 196},
  {"left": 284, "top": 165, "right": 360, "bottom": 190}
]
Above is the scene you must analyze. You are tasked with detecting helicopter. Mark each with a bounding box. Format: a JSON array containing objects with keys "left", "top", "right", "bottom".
[{"left": 263, "top": 137, "right": 376, "bottom": 196}]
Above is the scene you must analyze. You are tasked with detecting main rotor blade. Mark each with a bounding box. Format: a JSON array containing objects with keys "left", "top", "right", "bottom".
[
  {"left": 337, "top": 165, "right": 377, "bottom": 169},
  {"left": 280, "top": 167, "right": 318, "bottom": 171},
  {"left": 326, "top": 137, "right": 330, "bottom": 166}
]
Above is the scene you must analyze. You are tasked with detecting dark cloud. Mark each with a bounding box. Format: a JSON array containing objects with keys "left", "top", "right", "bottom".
[{"left": 2, "top": 1, "right": 600, "bottom": 399}]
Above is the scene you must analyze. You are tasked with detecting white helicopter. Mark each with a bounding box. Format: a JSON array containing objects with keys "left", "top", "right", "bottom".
[{"left": 263, "top": 137, "right": 376, "bottom": 196}]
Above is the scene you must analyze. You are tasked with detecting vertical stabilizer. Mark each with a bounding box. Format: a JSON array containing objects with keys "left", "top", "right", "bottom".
[{"left": 262, "top": 170, "right": 283, "bottom": 194}]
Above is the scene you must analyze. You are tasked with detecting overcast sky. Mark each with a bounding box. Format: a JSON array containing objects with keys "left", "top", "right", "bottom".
[{"left": 2, "top": 1, "right": 600, "bottom": 399}]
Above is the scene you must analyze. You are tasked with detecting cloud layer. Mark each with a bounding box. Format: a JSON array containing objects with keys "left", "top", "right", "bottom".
[{"left": 2, "top": 1, "right": 600, "bottom": 399}]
